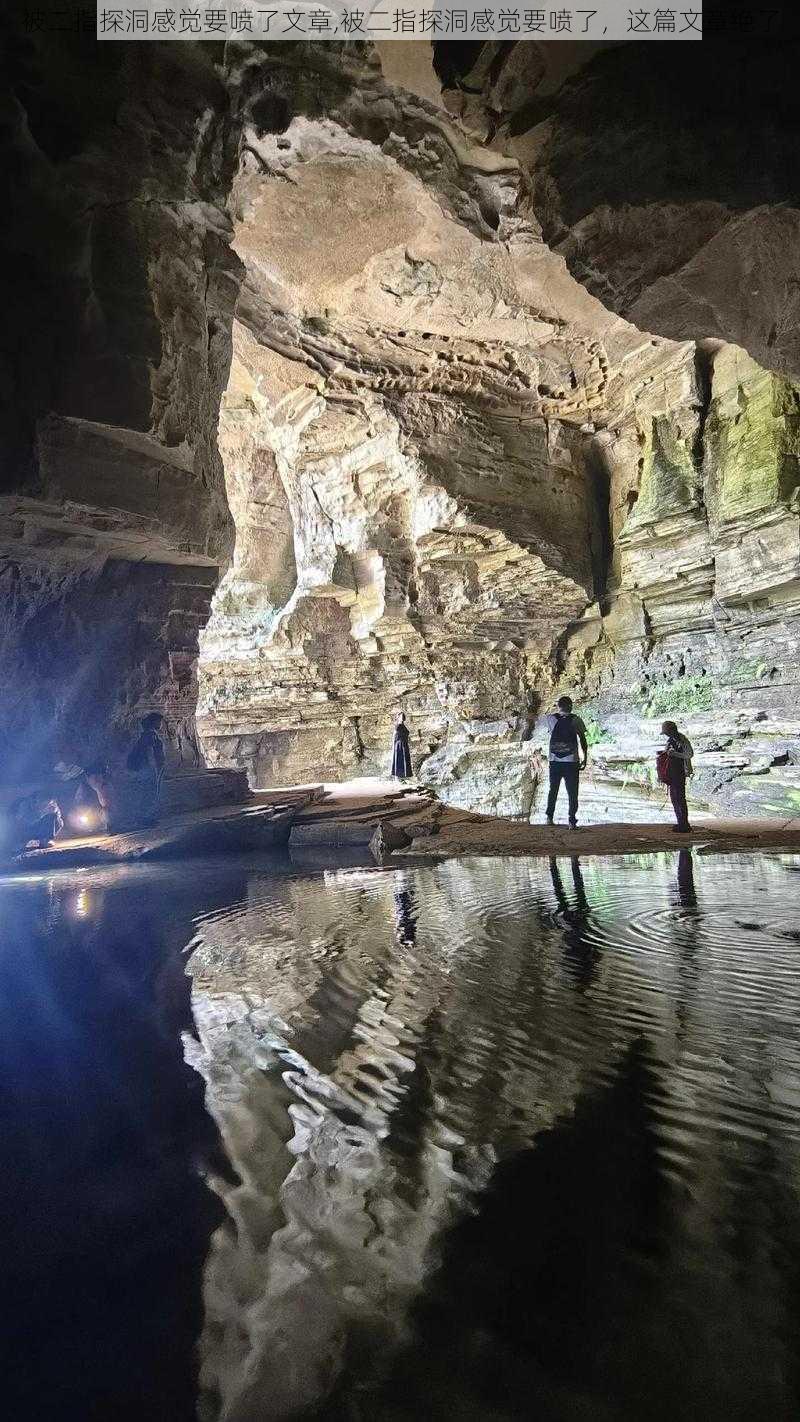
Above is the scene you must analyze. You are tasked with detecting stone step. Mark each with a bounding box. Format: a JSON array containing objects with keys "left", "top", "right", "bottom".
[{"left": 160, "top": 767, "right": 251, "bottom": 815}]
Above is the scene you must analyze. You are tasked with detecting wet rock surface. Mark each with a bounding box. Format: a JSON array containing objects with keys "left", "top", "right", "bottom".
[{"left": 1, "top": 17, "right": 241, "bottom": 775}]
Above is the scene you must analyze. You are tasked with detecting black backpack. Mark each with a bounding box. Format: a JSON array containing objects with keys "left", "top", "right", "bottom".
[
  {"left": 549, "top": 713, "right": 579, "bottom": 759},
  {"left": 127, "top": 735, "right": 148, "bottom": 772}
]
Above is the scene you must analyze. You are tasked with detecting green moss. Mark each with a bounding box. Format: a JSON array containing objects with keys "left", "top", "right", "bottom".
[
  {"left": 213, "top": 585, "right": 239, "bottom": 618},
  {"left": 734, "top": 781, "right": 800, "bottom": 816},
  {"left": 707, "top": 368, "right": 800, "bottom": 524},
  {"left": 619, "top": 853, "right": 666, "bottom": 871},
  {"left": 728, "top": 656, "right": 771, "bottom": 684},
  {"left": 580, "top": 711, "right": 607, "bottom": 747},
  {"left": 635, "top": 675, "right": 714, "bottom": 718}
]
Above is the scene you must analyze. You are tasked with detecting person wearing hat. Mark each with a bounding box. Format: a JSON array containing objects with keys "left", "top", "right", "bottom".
[{"left": 660, "top": 720, "right": 694, "bottom": 833}]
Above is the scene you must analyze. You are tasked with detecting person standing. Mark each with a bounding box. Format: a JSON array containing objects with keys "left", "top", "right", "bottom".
[
  {"left": 390, "top": 712, "right": 413, "bottom": 780},
  {"left": 125, "top": 713, "right": 167, "bottom": 827},
  {"left": 544, "top": 695, "right": 588, "bottom": 829},
  {"left": 660, "top": 720, "right": 694, "bottom": 833}
]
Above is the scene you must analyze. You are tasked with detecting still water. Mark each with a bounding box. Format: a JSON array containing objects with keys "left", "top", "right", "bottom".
[{"left": 2, "top": 850, "right": 800, "bottom": 1421}]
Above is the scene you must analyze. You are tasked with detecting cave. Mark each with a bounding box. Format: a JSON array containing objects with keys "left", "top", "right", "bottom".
[
  {"left": 4, "top": 17, "right": 800, "bottom": 1421},
  {"left": 3, "top": 20, "right": 800, "bottom": 824}
]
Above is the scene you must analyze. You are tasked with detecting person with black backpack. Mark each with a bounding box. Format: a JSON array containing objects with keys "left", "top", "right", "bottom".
[
  {"left": 544, "top": 695, "right": 589, "bottom": 829},
  {"left": 123, "top": 713, "right": 167, "bottom": 828}
]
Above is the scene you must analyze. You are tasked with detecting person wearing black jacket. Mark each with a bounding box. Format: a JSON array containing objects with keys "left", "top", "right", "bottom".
[
  {"left": 544, "top": 696, "right": 589, "bottom": 829},
  {"left": 390, "top": 713, "right": 413, "bottom": 780},
  {"left": 661, "top": 720, "right": 694, "bottom": 832},
  {"left": 124, "top": 713, "right": 167, "bottom": 827}
]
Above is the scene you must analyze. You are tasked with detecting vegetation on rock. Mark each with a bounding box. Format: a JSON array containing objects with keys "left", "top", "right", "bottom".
[{"left": 635, "top": 675, "right": 714, "bottom": 718}]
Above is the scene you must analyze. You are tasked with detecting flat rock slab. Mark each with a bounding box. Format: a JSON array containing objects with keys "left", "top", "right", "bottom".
[
  {"left": 276, "top": 783, "right": 800, "bottom": 861},
  {"left": 160, "top": 767, "right": 251, "bottom": 815},
  {"left": 288, "top": 785, "right": 441, "bottom": 849},
  {"left": 4, "top": 801, "right": 298, "bottom": 873},
  {"left": 290, "top": 820, "right": 380, "bottom": 847}
]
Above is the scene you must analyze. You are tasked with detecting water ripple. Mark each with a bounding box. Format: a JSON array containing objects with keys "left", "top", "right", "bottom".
[{"left": 183, "top": 850, "right": 800, "bottom": 1420}]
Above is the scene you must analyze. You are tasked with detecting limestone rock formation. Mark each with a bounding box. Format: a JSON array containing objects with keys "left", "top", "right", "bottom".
[
  {"left": 2, "top": 22, "right": 798, "bottom": 815},
  {"left": 572, "top": 342, "right": 800, "bottom": 818},
  {"left": 436, "top": 42, "right": 800, "bottom": 380},
  {"left": 1, "top": 22, "right": 240, "bottom": 777},
  {"left": 196, "top": 63, "right": 705, "bottom": 801}
]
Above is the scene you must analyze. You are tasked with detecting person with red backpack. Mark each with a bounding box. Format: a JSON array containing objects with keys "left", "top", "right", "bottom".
[
  {"left": 658, "top": 720, "right": 694, "bottom": 832},
  {"left": 544, "top": 695, "right": 589, "bottom": 829}
]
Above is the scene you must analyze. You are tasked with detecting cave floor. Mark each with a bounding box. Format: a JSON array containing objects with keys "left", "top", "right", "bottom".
[
  {"left": 402, "top": 808, "right": 800, "bottom": 860},
  {"left": 6, "top": 778, "right": 800, "bottom": 876},
  {"left": 297, "top": 778, "right": 800, "bottom": 861}
]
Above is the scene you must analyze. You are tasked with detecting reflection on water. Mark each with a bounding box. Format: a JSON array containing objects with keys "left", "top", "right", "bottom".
[
  {"left": 2, "top": 852, "right": 800, "bottom": 1420},
  {"left": 0, "top": 865, "right": 233, "bottom": 1421}
]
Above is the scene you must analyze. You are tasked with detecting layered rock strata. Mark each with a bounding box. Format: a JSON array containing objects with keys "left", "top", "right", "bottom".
[
  {"left": 3, "top": 24, "right": 799, "bottom": 814},
  {"left": 197, "top": 90, "right": 701, "bottom": 805},
  {"left": 197, "top": 43, "right": 800, "bottom": 815},
  {"left": 566, "top": 343, "right": 800, "bottom": 818},
  {"left": 1, "top": 24, "right": 240, "bottom": 778},
  {"left": 436, "top": 41, "right": 800, "bottom": 380}
]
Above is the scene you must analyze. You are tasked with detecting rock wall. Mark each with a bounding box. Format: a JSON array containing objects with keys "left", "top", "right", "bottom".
[
  {"left": 3, "top": 25, "right": 799, "bottom": 810},
  {"left": 565, "top": 343, "right": 800, "bottom": 818},
  {"left": 0, "top": 551, "right": 217, "bottom": 781},
  {"left": 197, "top": 63, "right": 704, "bottom": 807},
  {"left": 435, "top": 41, "right": 800, "bottom": 380},
  {"left": 197, "top": 41, "right": 800, "bottom": 816},
  {"left": 1, "top": 15, "right": 241, "bottom": 778}
]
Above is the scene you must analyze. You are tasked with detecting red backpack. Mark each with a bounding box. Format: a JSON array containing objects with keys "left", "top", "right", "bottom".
[{"left": 656, "top": 749, "right": 671, "bottom": 785}]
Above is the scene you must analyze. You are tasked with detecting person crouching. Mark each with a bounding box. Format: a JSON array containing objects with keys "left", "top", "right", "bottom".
[{"left": 10, "top": 793, "right": 64, "bottom": 851}]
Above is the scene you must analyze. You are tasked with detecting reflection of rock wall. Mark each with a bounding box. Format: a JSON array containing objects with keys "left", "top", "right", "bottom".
[
  {"left": 187, "top": 859, "right": 596, "bottom": 1418},
  {"left": 188, "top": 851, "right": 799, "bottom": 1416}
]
